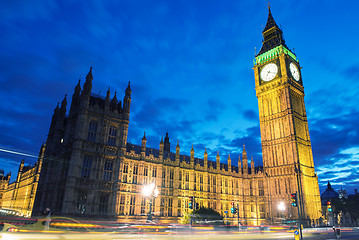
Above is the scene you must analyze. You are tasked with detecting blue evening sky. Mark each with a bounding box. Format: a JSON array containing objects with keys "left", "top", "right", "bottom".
[{"left": 0, "top": 0, "right": 358, "bottom": 194}]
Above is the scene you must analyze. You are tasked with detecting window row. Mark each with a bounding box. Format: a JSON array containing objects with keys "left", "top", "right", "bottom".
[
  {"left": 87, "top": 121, "right": 118, "bottom": 146},
  {"left": 81, "top": 155, "right": 113, "bottom": 181}
]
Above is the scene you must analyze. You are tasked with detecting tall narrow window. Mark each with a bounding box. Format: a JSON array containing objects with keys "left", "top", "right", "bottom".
[
  {"left": 129, "top": 196, "right": 135, "bottom": 215},
  {"left": 81, "top": 155, "right": 92, "bottom": 179},
  {"left": 141, "top": 197, "right": 146, "bottom": 215},
  {"left": 104, "top": 160, "right": 113, "bottom": 181},
  {"left": 108, "top": 126, "right": 117, "bottom": 146},
  {"left": 133, "top": 165, "right": 138, "bottom": 175},
  {"left": 87, "top": 121, "right": 97, "bottom": 142},
  {"left": 99, "top": 194, "right": 108, "bottom": 214},
  {"left": 168, "top": 198, "right": 173, "bottom": 217}
]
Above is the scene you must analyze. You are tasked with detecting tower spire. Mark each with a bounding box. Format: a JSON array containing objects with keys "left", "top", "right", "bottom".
[
  {"left": 257, "top": 7, "right": 288, "bottom": 56},
  {"left": 82, "top": 66, "right": 93, "bottom": 95}
]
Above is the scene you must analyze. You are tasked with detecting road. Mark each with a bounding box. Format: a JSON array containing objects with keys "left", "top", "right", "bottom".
[{"left": 2, "top": 228, "right": 359, "bottom": 240}]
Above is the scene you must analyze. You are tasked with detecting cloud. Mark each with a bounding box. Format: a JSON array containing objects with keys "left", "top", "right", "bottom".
[{"left": 243, "top": 109, "right": 258, "bottom": 122}]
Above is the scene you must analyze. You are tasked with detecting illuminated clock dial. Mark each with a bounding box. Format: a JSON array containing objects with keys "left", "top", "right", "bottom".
[
  {"left": 260, "top": 63, "right": 278, "bottom": 81},
  {"left": 289, "top": 62, "right": 300, "bottom": 81}
]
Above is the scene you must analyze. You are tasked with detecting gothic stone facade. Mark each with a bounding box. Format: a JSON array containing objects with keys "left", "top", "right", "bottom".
[
  {"left": 32, "top": 8, "right": 321, "bottom": 225},
  {"left": 0, "top": 170, "right": 10, "bottom": 208},
  {"left": 1, "top": 155, "right": 42, "bottom": 217}
]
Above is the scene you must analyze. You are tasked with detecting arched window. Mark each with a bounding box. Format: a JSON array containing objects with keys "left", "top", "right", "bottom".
[
  {"left": 81, "top": 155, "right": 92, "bottom": 179},
  {"left": 107, "top": 126, "right": 117, "bottom": 146},
  {"left": 87, "top": 121, "right": 97, "bottom": 142},
  {"left": 103, "top": 160, "right": 113, "bottom": 181}
]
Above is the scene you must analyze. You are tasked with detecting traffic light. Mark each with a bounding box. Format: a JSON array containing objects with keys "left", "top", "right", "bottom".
[
  {"left": 327, "top": 201, "right": 332, "bottom": 212},
  {"left": 231, "top": 202, "right": 237, "bottom": 214},
  {"left": 189, "top": 196, "right": 193, "bottom": 209},
  {"left": 291, "top": 193, "right": 298, "bottom": 207}
]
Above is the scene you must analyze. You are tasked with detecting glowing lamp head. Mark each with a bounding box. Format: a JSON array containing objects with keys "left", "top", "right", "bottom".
[
  {"left": 278, "top": 202, "right": 285, "bottom": 211},
  {"left": 142, "top": 183, "right": 156, "bottom": 197}
]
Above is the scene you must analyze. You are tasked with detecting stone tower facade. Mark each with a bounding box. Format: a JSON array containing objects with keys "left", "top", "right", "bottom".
[
  {"left": 33, "top": 67, "right": 132, "bottom": 216},
  {"left": 253, "top": 8, "right": 321, "bottom": 222}
]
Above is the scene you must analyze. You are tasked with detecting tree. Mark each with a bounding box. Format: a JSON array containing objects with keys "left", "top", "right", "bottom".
[
  {"left": 180, "top": 210, "right": 192, "bottom": 224},
  {"left": 193, "top": 207, "right": 223, "bottom": 224}
]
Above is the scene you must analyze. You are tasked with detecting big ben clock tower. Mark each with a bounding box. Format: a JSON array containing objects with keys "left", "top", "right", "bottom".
[{"left": 254, "top": 7, "right": 321, "bottom": 223}]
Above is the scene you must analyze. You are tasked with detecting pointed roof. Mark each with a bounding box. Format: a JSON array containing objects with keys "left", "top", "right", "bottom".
[
  {"left": 142, "top": 132, "right": 146, "bottom": 141},
  {"left": 242, "top": 145, "right": 247, "bottom": 159},
  {"left": 262, "top": 7, "right": 279, "bottom": 33},
  {"left": 86, "top": 66, "right": 93, "bottom": 82},
  {"left": 74, "top": 79, "right": 81, "bottom": 94},
  {"left": 61, "top": 94, "right": 67, "bottom": 108},
  {"left": 111, "top": 91, "right": 118, "bottom": 104},
  {"left": 257, "top": 7, "right": 288, "bottom": 56},
  {"left": 125, "top": 81, "right": 131, "bottom": 96}
]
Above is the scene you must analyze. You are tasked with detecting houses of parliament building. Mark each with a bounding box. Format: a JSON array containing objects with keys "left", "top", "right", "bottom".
[{"left": 1, "top": 7, "right": 322, "bottom": 225}]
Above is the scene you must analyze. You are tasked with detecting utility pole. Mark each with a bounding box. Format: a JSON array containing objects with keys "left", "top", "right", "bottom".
[
  {"left": 296, "top": 191, "right": 303, "bottom": 240},
  {"left": 294, "top": 163, "right": 303, "bottom": 240},
  {"left": 237, "top": 203, "right": 240, "bottom": 228}
]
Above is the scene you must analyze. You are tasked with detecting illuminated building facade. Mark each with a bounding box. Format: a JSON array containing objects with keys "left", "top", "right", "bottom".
[
  {"left": 0, "top": 169, "right": 10, "bottom": 208},
  {"left": 33, "top": 68, "right": 131, "bottom": 217},
  {"left": 253, "top": 7, "right": 321, "bottom": 222},
  {"left": 1, "top": 156, "right": 42, "bottom": 217},
  {"left": 31, "top": 67, "right": 266, "bottom": 225},
  {"left": 29, "top": 7, "right": 321, "bottom": 225}
]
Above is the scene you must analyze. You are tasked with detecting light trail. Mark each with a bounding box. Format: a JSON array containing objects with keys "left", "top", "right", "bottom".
[{"left": 0, "top": 148, "right": 37, "bottom": 158}]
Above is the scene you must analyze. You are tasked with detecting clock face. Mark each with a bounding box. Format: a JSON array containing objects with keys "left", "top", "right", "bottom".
[
  {"left": 289, "top": 62, "right": 300, "bottom": 81},
  {"left": 260, "top": 63, "right": 278, "bottom": 81}
]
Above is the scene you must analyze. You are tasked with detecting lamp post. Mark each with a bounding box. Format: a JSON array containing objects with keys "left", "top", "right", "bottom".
[
  {"left": 278, "top": 202, "right": 285, "bottom": 225},
  {"left": 142, "top": 183, "right": 159, "bottom": 222}
]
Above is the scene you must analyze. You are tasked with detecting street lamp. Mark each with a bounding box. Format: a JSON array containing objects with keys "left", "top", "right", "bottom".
[
  {"left": 142, "top": 183, "right": 159, "bottom": 222},
  {"left": 278, "top": 202, "right": 285, "bottom": 225}
]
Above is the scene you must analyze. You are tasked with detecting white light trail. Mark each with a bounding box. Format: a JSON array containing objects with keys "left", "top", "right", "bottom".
[{"left": 0, "top": 148, "right": 37, "bottom": 158}]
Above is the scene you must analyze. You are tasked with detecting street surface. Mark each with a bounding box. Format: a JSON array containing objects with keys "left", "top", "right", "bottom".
[{"left": 1, "top": 228, "right": 359, "bottom": 240}]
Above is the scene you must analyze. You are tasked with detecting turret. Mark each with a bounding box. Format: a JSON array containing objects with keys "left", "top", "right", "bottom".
[
  {"left": 69, "top": 79, "right": 81, "bottom": 115},
  {"left": 74, "top": 79, "right": 81, "bottom": 95},
  {"left": 251, "top": 157, "right": 255, "bottom": 173},
  {"left": 204, "top": 148, "right": 208, "bottom": 167},
  {"left": 141, "top": 132, "right": 147, "bottom": 153},
  {"left": 123, "top": 81, "right": 131, "bottom": 120},
  {"left": 190, "top": 144, "right": 194, "bottom": 163},
  {"left": 82, "top": 66, "right": 93, "bottom": 96},
  {"left": 164, "top": 132, "right": 170, "bottom": 153},
  {"left": 176, "top": 140, "right": 180, "bottom": 160},
  {"left": 49, "top": 103, "right": 59, "bottom": 134},
  {"left": 227, "top": 154, "right": 232, "bottom": 172},
  {"left": 111, "top": 92, "right": 118, "bottom": 111},
  {"left": 37, "top": 143, "right": 46, "bottom": 174},
  {"left": 238, "top": 155, "right": 242, "bottom": 174},
  {"left": 16, "top": 159, "right": 25, "bottom": 183},
  {"left": 242, "top": 145, "right": 248, "bottom": 173},
  {"left": 59, "top": 95, "right": 67, "bottom": 119},
  {"left": 105, "top": 88, "right": 111, "bottom": 109},
  {"left": 159, "top": 137, "right": 164, "bottom": 156},
  {"left": 216, "top": 151, "right": 220, "bottom": 170}
]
